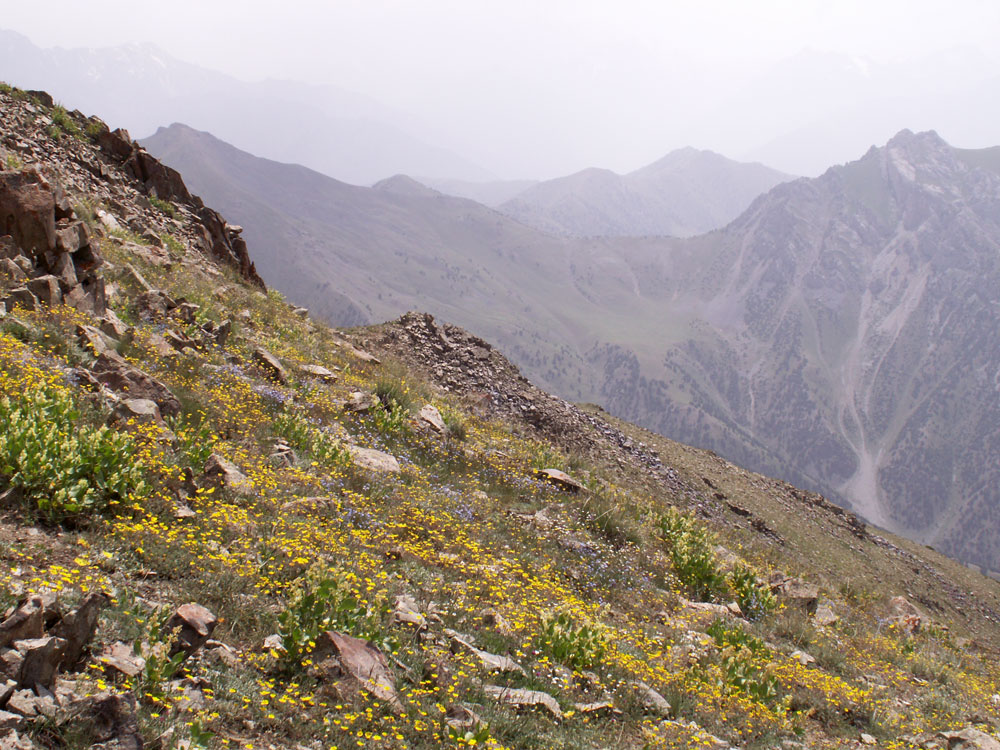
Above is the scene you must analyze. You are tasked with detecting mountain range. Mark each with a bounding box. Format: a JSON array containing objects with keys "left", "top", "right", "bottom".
[
  {"left": 0, "top": 28, "right": 492, "bottom": 184},
  {"left": 144, "top": 123, "right": 1000, "bottom": 574},
  {"left": 496, "top": 148, "right": 792, "bottom": 237}
]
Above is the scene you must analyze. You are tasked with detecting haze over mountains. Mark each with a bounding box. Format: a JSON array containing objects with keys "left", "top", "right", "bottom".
[
  {"left": 497, "top": 149, "right": 793, "bottom": 237},
  {"left": 144, "top": 123, "right": 1000, "bottom": 575},
  {"left": 0, "top": 29, "right": 492, "bottom": 185}
]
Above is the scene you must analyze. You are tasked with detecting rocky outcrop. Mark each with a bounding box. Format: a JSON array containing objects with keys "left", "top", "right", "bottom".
[
  {"left": 0, "top": 169, "right": 105, "bottom": 315},
  {"left": 0, "top": 88, "right": 264, "bottom": 296}
]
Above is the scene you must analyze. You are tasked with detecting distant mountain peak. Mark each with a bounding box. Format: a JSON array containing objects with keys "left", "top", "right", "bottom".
[{"left": 371, "top": 174, "right": 441, "bottom": 198}]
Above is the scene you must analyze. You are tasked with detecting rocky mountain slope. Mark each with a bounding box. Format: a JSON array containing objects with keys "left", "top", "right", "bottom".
[
  {"left": 498, "top": 148, "right": 793, "bottom": 237},
  {"left": 0, "top": 29, "right": 493, "bottom": 185},
  {"left": 3, "top": 83, "right": 1000, "bottom": 750},
  {"left": 144, "top": 121, "right": 1000, "bottom": 575}
]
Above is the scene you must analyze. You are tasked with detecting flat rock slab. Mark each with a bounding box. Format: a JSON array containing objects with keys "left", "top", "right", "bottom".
[
  {"left": 346, "top": 445, "right": 401, "bottom": 473},
  {"left": 298, "top": 363, "right": 338, "bottom": 383},
  {"left": 938, "top": 728, "right": 1000, "bottom": 750},
  {"left": 484, "top": 685, "right": 562, "bottom": 719},
  {"left": 418, "top": 404, "right": 446, "bottom": 433},
  {"left": 315, "top": 631, "right": 402, "bottom": 713},
  {"left": 533, "top": 468, "right": 585, "bottom": 493}
]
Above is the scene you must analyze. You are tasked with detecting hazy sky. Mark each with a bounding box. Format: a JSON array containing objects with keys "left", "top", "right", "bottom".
[{"left": 4, "top": 1, "right": 999, "bottom": 177}]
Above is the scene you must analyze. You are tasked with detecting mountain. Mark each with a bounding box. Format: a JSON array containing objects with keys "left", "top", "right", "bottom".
[
  {"left": 589, "top": 129, "right": 1000, "bottom": 570},
  {"left": 144, "top": 123, "right": 1000, "bottom": 574},
  {"left": 5, "top": 85, "right": 1000, "bottom": 749},
  {"left": 416, "top": 176, "right": 539, "bottom": 207},
  {"left": 0, "top": 28, "right": 493, "bottom": 185},
  {"left": 498, "top": 148, "right": 793, "bottom": 237}
]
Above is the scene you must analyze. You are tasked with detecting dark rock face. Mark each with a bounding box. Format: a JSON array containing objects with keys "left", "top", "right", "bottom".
[{"left": 0, "top": 169, "right": 105, "bottom": 315}]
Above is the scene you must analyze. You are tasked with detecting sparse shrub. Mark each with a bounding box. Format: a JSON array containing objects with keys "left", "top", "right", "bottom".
[
  {"left": 706, "top": 620, "right": 782, "bottom": 705},
  {"left": 276, "top": 567, "right": 393, "bottom": 672},
  {"left": 729, "top": 562, "right": 776, "bottom": 621},
  {"left": 4, "top": 152, "right": 22, "bottom": 170},
  {"left": 0, "top": 82, "right": 11, "bottom": 95},
  {"left": 149, "top": 195, "right": 177, "bottom": 217},
  {"left": 136, "top": 607, "right": 187, "bottom": 702},
  {"left": 0, "top": 383, "right": 149, "bottom": 521},
  {"left": 370, "top": 397, "right": 410, "bottom": 435},
  {"left": 50, "top": 104, "right": 81, "bottom": 138},
  {"left": 441, "top": 407, "right": 468, "bottom": 441},
  {"left": 272, "top": 411, "right": 350, "bottom": 469},
  {"left": 658, "top": 507, "right": 727, "bottom": 601},
  {"left": 375, "top": 376, "right": 414, "bottom": 413},
  {"left": 84, "top": 120, "right": 104, "bottom": 140},
  {"left": 168, "top": 412, "right": 218, "bottom": 471},
  {"left": 537, "top": 607, "right": 608, "bottom": 669}
]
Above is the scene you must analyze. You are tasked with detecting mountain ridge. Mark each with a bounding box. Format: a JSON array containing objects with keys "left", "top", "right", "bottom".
[{"left": 145, "top": 120, "right": 1000, "bottom": 575}]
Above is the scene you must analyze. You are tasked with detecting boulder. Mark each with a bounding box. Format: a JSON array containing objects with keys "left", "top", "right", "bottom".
[
  {"left": 0, "top": 599, "right": 44, "bottom": 650},
  {"left": 3, "top": 288, "right": 37, "bottom": 312},
  {"left": 313, "top": 631, "right": 402, "bottom": 713},
  {"left": 76, "top": 325, "right": 114, "bottom": 356},
  {"left": 135, "top": 289, "right": 175, "bottom": 320},
  {"left": 165, "top": 603, "right": 218, "bottom": 658},
  {"left": 58, "top": 691, "right": 142, "bottom": 750},
  {"left": 51, "top": 592, "right": 109, "bottom": 668},
  {"left": 252, "top": 347, "right": 287, "bottom": 384},
  {"left": 769, "top": 575, "right": 819, "bottom": 615},
  {"left": 633, "top": 681, "right": 672, "bottom": 717},
  {"left": 0, "top": 170, "right": 56, "bottom": 259},
  {"left": 98, "top": 309, "right": 129, "bottom": 340},
  {"left": 298, "top": 363, "right": 338, "bottom": 383},
  {"left": 0, "top": 259, "right": 26, "bottom": 282},
  {"left": 447, "top": 631, "right": 525, "bottom": 676},
  {"left": 200, "top": 454, "right": 255, "bottom": 496},
  {"left": 25, "top": 276, "right": 61, "bottom": 307},
  {"left": 445, "top": 703, "right": 483, "bottom": 731},
  {"left": 14, "top": 636, "right": 66, "bottom": 691},
  {"left": 96, "top": 642, "right": 145, "bottom": 679},
  {"left": 418, "top": 404, "right": 446, "bottom": 433},
  {"left": 346, "top": 445, "right": 401, "bottom": 474},
  {"left": 345, "top": 391, "right": 377, "bottom": 413},
  {"left": 92, "top": 352, "right": 181, "bottom": 417},
  {"left": 937, "top": 728, "right": 1000, "bottom": 750}
]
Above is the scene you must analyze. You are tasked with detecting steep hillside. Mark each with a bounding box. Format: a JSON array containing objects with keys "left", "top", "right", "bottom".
[
  {"left": 144, "top": 121, "right": 1000, "bottom": 575},
  {"left": 498, "top": 148, "right": 793, "bottom": 237},
  {"left": 4, "top": 84, "right": 1000, "bottom": 750}
]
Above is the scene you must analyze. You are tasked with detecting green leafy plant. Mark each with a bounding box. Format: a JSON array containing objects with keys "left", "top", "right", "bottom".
[
  {"left": 658, "top": 507, "right": 727, "bottom": 601},
  {"left": 447, "top": 722, "right": 494, "bottom": 747},
  {"left": 374, "top": 376, "right": 414, "bottom": 414},
  {"left": 0, "top": 384, "right": 149, "bottom": 521},
  {"left": 728, "top": 562, "right": 776, "bottom": 621},
  {"left": 4, "top": 153, "right": 22, "bottom": 170},
  {"left": 136, "top": 608, "right": 186, "bottom": 703},
  {"left": 272, "top": 411, "right": 350, "bottom": 469},
  {"left": 538, "top": 607, "right": 608, "bottom": 669},
  {"left": 370, "top": 398, "right": 410, "bottom": 435},
  {"left": 440, "top": 407, "right": 468, "bottom": 441},
  {"left": 168, "top": 412, "right": 218, "bottom": 471},
  {"left": 706, "top": 620, "right": 782, "bottom": 705},
  {"left": 161, "top": 233, "right": 185, "bottom": 255},
  {"left": 276, "top": 567, "right": 394, "bottom": 672}
]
